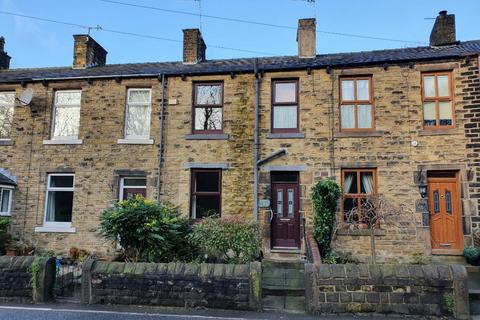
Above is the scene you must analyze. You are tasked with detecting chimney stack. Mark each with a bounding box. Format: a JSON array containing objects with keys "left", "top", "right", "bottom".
[
  {"left": 73, "top": 35, "right": 107, "bottom": 69},
  {"left": 183, "top": 29, "right": 206, "bottom": 64},
  {"left": 430, "top": 11, "right": 457, "bottom": 47},
  {"left": 297, "top": 18, "right": 316, "bottom": 58},
  {"left": 0, "top": 37, "right": 11, "bottom": 70}
]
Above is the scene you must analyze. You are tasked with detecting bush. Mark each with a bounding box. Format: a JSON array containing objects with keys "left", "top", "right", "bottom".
[
  {"left": 190, "top": 216, "right": 261, "bottom": 264},
  {"left": 312, "top": 179, "right": 341, "bottom": 257},
  {"left": 0, "top": 217, "right": 9, "bottom": 235},
  {"left": 0, "top": 217, "right": 10, "bottom": 255},
  {"left": 100, "top": 196, "right": 197, "bottom": 262},
  {"left": 464, "top": 246, "right": 480, "bottom": 266},
  {"left": 322, "top": 250, "right": 359, "bottom": 264}
]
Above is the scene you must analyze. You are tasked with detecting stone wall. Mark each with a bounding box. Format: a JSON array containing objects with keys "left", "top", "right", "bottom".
[
  {"left": 305, "top": 263, "right": 469, "bottom": 319},
  {"left": 0, "top": 256, "right": 55, "bottom": 303},
  {"left": 81, "top": 260, "right": 262, "bottom": 311}
]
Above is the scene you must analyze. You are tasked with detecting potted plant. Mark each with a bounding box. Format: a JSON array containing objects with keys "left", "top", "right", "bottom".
[{"left": 464, "top": 246, "right": 480, "bottom": 266}]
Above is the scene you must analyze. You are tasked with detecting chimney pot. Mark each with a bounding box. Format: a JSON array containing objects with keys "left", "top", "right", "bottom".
[
  {"left": 183, "top": 29, "right": 206, "bottom": 64},
  {"left": 297, "top": 18, "right": 316, "bottom": 58},
  {"left": 430, "top": 11, "right": 456, "bottom": 46},
  {"left": 0, "top": 36, "right": 11, "bottom": 70},
  {"left": 73, "top": 35, "right": 107, "bottom": 69}
]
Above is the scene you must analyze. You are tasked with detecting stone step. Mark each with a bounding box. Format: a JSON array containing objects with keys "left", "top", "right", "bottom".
[
  {"left": 262, "top": 295, "right": 306, "bottom": 313},
  {"left": 262, "top": 267, "right": 305, "bottom": 291},
  {"left": 429, "top": 255, "right": 467, "bottom": 265},
  {"left": 262, "top": 259, "right": 305, "bottom": 270}
]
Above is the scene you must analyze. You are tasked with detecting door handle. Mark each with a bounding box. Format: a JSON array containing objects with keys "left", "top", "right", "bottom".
[{"left": 269, "top": 209, "right": 274, "bottom": 223}]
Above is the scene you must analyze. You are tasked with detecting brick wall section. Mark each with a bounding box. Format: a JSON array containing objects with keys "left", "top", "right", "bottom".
[
  {"left": 305, "top": 263, "right": 469, "bottom": 318},
  {"left": 81, "top": 260, "right": 262, "bottom": 310},
  {"left": 0, "top": 256, "right": 55, "bottom": 303},
  {"left": 463, "top": 55, "right": 480, "bottom": 230}
]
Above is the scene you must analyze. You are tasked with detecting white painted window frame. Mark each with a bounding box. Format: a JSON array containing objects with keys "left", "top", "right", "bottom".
[
  {"left": 0, "top": 185, "right": 14, "bottom": 216},
  {"left": 123, "top": 88, "right": 152, "bottom": 140},
  {"left": 119, "top": 176, "right": 147, "bottom": 201},
  {"left": 35, "top": 173, "right": 76, "bottom": 233},
  {"left": 51, "top": 90, "right": 82, "bottom": 141}
]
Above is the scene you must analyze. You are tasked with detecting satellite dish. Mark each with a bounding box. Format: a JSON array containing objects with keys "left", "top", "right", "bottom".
[{"left": 17, "top": 88, "right": 33, "bottom": 105}]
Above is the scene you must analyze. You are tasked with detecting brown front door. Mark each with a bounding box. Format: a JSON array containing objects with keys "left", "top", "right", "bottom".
[
  {"left": 271, "top": 173, "right": 300, "bottom": 248},
  {"left": 427, "top": 174, "right": 463, "bottom": 253}
]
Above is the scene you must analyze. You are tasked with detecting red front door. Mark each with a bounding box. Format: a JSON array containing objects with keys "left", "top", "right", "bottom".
[{"left": 271, "top": 181, "right": 300, "bottom": 248}]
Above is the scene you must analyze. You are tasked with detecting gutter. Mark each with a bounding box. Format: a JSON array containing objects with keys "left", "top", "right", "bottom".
[
  {"left": 156, "top": 74, "right": 167, "bottom": 203},
  {"left": 253, "top": 59, "right": 260, "bottom": 221}
]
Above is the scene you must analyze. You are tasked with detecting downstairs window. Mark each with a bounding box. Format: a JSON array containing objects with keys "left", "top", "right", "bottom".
[{"left": 190, "top": 169, "right": 221, "bottom": 219}]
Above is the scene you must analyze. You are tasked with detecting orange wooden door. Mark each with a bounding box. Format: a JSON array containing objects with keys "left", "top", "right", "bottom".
[{"left": 428, "top": 177, "right": 463, "bottom": 252}]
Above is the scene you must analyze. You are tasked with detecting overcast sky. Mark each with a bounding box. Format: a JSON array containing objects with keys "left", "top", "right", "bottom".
[{"left": 0, "top": 0, "right": 478, "bottom": 68}]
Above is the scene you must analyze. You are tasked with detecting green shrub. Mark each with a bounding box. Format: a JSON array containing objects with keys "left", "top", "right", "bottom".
[
  {"left": 464, "top": 246, "right": 480, "bottom": 266},
  {"left": 312, "top": 179, "right": 341, "bottom": 257},
  {"left": 0, "top": 217, "right": 9, "bottom": 235},
  {"left": 190, "top": 216, "right": 261, "bottom": 264},
  {"left": 100, "top": 196, "right": 197, "bottom": 262},
  {"left": 322, "top": 250, "right": 359, "bottom": 264},
  {"left": 0, "top": 217, "right": 10, "bottom": 255}
]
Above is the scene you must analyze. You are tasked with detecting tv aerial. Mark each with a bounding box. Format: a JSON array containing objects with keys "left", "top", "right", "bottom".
[{"left": 16, "top": 88, "right": 33, "bottom": 105}]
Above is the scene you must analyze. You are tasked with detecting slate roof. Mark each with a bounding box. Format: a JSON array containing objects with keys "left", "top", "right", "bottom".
[
  {"left": 0, "top": 172, "right": 16, "bottom": 187},
  {"left": 0, "top": 40, "right": 479, "bottom": 83}
]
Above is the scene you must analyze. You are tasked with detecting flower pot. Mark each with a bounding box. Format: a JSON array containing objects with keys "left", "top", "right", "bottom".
[{"left": 466, "top": 255, "right": 480, "bottom": 266}]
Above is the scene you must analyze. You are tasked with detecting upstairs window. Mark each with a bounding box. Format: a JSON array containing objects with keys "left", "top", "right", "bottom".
[
  {"left": 0, "top": 92, "right": 15, "bottom": 139},
  {"left": 342, "top": 169, "right": 376, "bottom": 220},
  {"left": 125, "top": 88, "right": 152, "bottom": 139},
  {"left": 272, "top": 80, "right": 298, "bottom": 132},
  {"left": 52, "top": 90, "right": 81, "bottom": 139},
  {"left": 0, "top": 186, "right": 13, "bottom": 216},
  {"left": 119, "top": 177, "right": 147, "bottom": 200},
  {"left": 44, "top": 174, "right": 75, "bottom": 224},
  {"left": 193, "top": 83, "right": 223, "bottom": 134},
  {"left": 422, "top": 72, "right": 454, "bottom": 129},
  {"left": 340, "top": 77, "right": 374, "bottom": 131},
  {"left": 190, "top": 169, "right": 221, "bottom": 219}
]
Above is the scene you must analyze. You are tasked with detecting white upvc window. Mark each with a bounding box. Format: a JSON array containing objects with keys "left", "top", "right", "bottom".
[
  {"left": 52, "top": 90, "right": 81, "bottom": 140},
  {"left": 36, "top": 173, "right": 76, "bottom": 233},
  {"left": 124, "top": 88, "right": 152, "bottom": 139},
  {"left": 119, "top": 177, "right": 147, "bottom": 201},
  {"left": 0, "top": 185, "right": 13, "bottom": 216},
  {"left": 0, "top": 92, "right": 15, "bottom": 139}
]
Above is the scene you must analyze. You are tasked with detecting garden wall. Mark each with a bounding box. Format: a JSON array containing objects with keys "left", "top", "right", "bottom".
[
  {"left": 305, "top": 263, "right": 469, "bottom": 319},
  {"left": 0, "top": 256, "right": 55, "bottom": 303},
  {"left": 81, "top": 260, "right": 262, "bottom": 311}
]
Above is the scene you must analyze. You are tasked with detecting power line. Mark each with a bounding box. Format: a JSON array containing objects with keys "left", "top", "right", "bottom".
[
  {"left": 0, "top": 10, "right": 274, "bottom": 56},
  {"left": 99, "top": 0, "right": 425, "bottom": 45}
]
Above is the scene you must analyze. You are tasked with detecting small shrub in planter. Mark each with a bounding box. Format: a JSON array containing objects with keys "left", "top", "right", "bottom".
[
  {"left": 190, "top": 216, "right": 261, "bottom": 264},
  {"left": 464, "top": 246, "right": 480, "bottom": 266},
  {"left": 100, "top": 196, "right": 197, "bottom": 262}
]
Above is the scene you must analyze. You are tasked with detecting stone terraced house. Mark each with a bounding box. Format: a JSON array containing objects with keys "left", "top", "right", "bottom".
[{"left": 0, "top": 11, "right": 479, "bottom": 263}]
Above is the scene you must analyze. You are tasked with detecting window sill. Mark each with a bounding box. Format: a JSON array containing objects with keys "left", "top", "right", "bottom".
[
  {"left": 0, "top": 213, "right": 11, "bottom": 217},
  {"left": 266, "top": 132, "right": 305, "bottom": 139},
  {"left": 43, "top": 139, "right": 83, "bottom": 145},
  {"left": 35, "top": 225, "right": 76, "bottom": 233},
  {"left": 336, "top": 229, "right": 386, "bottom": 236},
  {"left": 117, "top": 138, "right": 154, "bottom": 145},
  {"left": 418, "top": 129, "right": 460, "bottom": 136},
  {"left": 185, "top": 134, "right": 229, "bottom": 140},
  {"left": 0, "top": 139, "right": 14, "bottom": 146},
  {"left": 335, "top": 131, "right": 382, "bottom": 138}
]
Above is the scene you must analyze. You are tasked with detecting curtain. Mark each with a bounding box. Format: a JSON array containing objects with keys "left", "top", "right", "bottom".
[
  {"left": 358, "top": 105, "right": 372, "bottom": 128},
  {"left": 362, "top": 174, "right": 374, "bottom": 194},
  {"left": 273, "top": 106, "right": 297, "bottom": 129},
  {"left": 344, "top": 174, "right": 354, "bottom": 193},
  {"left": 46, "top": 191, "right": 56, "bottom": 221},
  {"left": 341, "top": 105, "right": 355, "bottom": 129}
]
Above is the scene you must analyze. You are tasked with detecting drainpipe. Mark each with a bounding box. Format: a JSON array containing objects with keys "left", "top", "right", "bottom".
[
  {"left": 157, "top": 74, "right": 167, "bottom": 203},
  {"left": 253, "top": 59, "right": 260, "bottom": 221}
]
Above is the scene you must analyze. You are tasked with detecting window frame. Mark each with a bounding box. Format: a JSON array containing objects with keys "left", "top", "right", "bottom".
[
  {"left": 43, "top": 173, "right": 75, "bottom": 228},
  {"left": 339, "top": 76, "right": 374, "bottom": 132},
  {"left": 0, "top": 91, "right": 15, "bottom": 140},
  {"left": 271, "top": 79, "right": 299, "bottom": 133},
  {"left": 421, "top": 71, "right": 455, "bottom": 130},
  {"left": 192, "top": 82, "right": 224, "bottom": 134},
  {"left": 0, "top": 185, "right": 14, "bottom": 216},
  {"left": 119, "top": 176, "right": 147, "bottom": 200},
  {"left": 124, "top": 88, "right": 152, "bottom": 139},
  {"left": 190, "top": 169, "right": 222, "bottom": 219},
  {"left": 51, "top": 90, "right": 82, "bottom": 140},
  {"left": 341, "top": 168, "right": 377, "bottom": 221}
]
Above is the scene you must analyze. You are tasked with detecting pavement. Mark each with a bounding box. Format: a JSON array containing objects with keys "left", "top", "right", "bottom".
[{"left": 0, "top": 303, "right": 423, "bottom": 320}]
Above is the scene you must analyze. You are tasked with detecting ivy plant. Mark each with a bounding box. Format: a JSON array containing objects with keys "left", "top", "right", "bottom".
[{"left": 311, "top": 178, "right": 341, "bottom": 257}]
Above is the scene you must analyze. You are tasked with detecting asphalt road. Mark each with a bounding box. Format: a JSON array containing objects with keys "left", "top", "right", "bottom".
[{"left": 0, "top": 304, "right": 423, "bottom": 320}]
